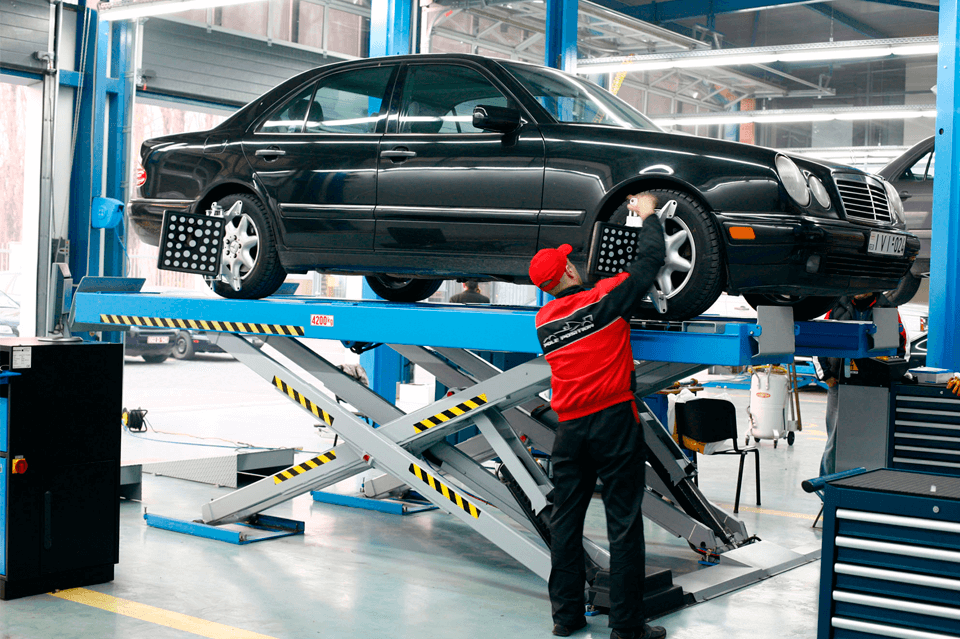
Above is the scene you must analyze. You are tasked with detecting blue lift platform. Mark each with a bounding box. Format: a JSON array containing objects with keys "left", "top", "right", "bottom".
[{"left": 70, "top": 278, "right": 901, "bottom": 608}]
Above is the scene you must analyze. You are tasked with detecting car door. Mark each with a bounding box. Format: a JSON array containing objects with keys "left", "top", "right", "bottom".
[
  {"left": 889, "top": 142, "right": 934, "bottom": 269},
  {"left": 243, "top": 64, "right": 398, "bottom": 251},
  {"left": 375, "top": 62, "right": 545, "bottom": 256}
]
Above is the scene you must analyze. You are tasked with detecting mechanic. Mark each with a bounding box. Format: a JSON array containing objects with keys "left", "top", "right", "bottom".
[
  {"left": 814, "top": 292, "right": 906, "bottom": 477},
  {"left": 449, "top": 280, "right": 490, "bottom": 304},
  {"left": 531, "top": 193, "right": 667, "bottom": 639}
]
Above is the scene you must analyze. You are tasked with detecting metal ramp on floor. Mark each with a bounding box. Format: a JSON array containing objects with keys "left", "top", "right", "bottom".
[{"left": 70, "top": 279, "right": 899, "bottom": 610}]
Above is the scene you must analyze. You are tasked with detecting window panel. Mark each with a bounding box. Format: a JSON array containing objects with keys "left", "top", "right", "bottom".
[
  {"left": 258, "top": 85, "right": 315, "bottom": 133},
  {"left": 306, "top": 66, "right": 393, "bottom": 134},
  {"left": 398, "top": 65, "right": 507, "bottom": 135}
]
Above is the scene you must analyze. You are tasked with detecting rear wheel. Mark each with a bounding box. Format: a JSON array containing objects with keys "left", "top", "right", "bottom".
[
  {"left": 211, "top": 193, "right": 287, "bottom": 299},
  {"left": 609, "top": 189, "right": 724, "bottom": 320},
  {"left": 173, "top": 331, "right": 195, "bottom": 360},
  {"left": 142, "top": 354, "right": 169, "bottom": 364},
  {"left": 743, "top": 294, "right": 838, "bottom": 321},
  {"left": 365, "top": 275, "right": 443, "bottom": 302}
]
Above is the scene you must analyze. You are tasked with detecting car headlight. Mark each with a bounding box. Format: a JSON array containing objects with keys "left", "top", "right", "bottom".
[
  {"left": 808, "top": 175, "right": 831, "bottom": 208},
  {"left": 883, "top": 180, "right": 905, "bottom": 227},
  {"left": 776, "top": 155, "right": 811, "bottom": 207}
]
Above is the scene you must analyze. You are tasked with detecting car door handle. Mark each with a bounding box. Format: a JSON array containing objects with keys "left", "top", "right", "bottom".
[
  {"left": 899, "top": 190, "right": 912, "bottom": 200},
  {"left": 255, "top": 147, "right": 286, "bottom": 158},
  {"left": 381, "top": 149, "right": 417, "bottom": 160}
]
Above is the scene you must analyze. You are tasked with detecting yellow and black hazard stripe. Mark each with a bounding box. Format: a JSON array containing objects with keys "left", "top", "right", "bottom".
[
  {"left": 413, "top": 393, "right": 488, "bottom": 433},
  {"left": 273, "top": 449, "right": 337, "bottom": 484},
  {"left": 409, "top": 463, "right": 481, "bottom": 519},
  {"left": 272, "top": 376, "right": 334, "bottom": 426},
  {"left": 99, "top": 314, "right": 304, "bottom": 336}
]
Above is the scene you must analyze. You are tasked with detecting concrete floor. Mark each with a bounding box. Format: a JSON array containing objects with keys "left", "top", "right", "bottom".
[{"left": 0, "top": 348, "right": 830, "bottom": 639}]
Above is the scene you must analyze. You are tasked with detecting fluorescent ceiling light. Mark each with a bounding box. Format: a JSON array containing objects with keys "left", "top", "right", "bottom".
[
  {"left": 578, "top": 37, "right": 939, "bottom": 75},
  {"left": 98, "top": 0, "right": 266, "bottom": 21},
  {"left": 653, "top": 106, "right": 938, "bottom": 127}
]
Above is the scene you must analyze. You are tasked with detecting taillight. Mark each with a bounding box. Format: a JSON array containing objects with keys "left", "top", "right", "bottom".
[{"left": 135, "top": 165, "right": 147, "bottom": 188}]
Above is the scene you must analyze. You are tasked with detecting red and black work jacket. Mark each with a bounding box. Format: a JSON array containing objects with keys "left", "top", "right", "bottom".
[
  {"left": 815, "top": 293, "right": 907, "bottom": 381},
  {"left": 535, "top": 217, "right": 666, "bottom": 422}
]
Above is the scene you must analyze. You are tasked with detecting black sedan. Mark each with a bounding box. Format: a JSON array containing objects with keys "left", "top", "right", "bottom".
[
  {"left": 125, "top": 325, "right": 178, "bottom": 363},
  {"left": 131, "top": 54, "right": 919, "bottom": 320}
]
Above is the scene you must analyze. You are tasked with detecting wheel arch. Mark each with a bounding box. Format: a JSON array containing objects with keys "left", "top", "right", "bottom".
[
  {"left": 593, "top": 177, "right": 731, "bottom": 291},
  {"left": 193, "top": 181, "right": 272, "bottom": 220}
]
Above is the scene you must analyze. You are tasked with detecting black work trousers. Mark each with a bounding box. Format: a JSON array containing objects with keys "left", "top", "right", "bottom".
[{"left": 549, "top": 400, "right": 646, "bottom": 630}]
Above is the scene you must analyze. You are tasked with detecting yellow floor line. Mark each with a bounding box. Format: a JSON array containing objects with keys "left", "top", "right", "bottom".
[
  {"left": 717, "top": 504, "right": 818, "bottom": 520},
  {"left": 49, "top": 588, "right": 278, "bottom": 639}
]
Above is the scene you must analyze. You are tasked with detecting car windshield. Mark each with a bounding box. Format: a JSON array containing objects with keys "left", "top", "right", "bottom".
[{"left": 501, "top": 62, "right": 659, "bottom": 130}]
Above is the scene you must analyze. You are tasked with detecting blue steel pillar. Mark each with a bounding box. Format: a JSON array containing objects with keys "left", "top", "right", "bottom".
[
  {"left": 369, "top": 0, "right": 413, "bottom": 57},
  {"left": 363, "top": 0, "right": 414, "bottom": 404},
  {"left": 545, "top": 0, "right": 578, "bottom": 71},
  {"left": 928, "top": 0, "right": 960, "bottom": 371},
  {"left": 103, "top": 21, "right": 132, "bottom": 278}
]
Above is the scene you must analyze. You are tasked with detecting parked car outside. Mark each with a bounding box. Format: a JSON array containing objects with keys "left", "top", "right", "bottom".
[
  {"left": 877, "top": 135, "right": 933, "bottom": 305},
  {"left": 907, "top": 331, "right": 928, "bottom": 370},
  {"left": 0, "top": 290, "right": 20, "bottom": 336},
  {"left": 125, "top": 325, "right": 178, "bottom": 363},
  {"left": 132, "top": 54, "right": 919, "bottom": 320},
  {"left": 173, "top": 329, "right": 265, "bottom": 360}
]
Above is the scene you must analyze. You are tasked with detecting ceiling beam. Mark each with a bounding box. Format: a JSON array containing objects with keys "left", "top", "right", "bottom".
[
  {"left": 586, "top": 0, "right": 822, "bottom": 25},
  {"left": 858, "top": 0, "right": 939, "bottom": 11},
  {"left": 806, "top": 3, "right": 888, "bottom": 39}
]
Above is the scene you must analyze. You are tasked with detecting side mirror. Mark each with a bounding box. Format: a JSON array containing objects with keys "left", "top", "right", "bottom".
[{"left": 473, "top": 105, "right": 522, "bottom": 133}]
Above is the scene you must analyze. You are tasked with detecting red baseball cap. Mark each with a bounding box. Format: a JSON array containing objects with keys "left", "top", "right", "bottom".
[{"left": 529, "top": 244, "right": 572, "bottom": 291}]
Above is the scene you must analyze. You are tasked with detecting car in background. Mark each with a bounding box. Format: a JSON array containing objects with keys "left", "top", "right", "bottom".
[
  {"left": 125, "top": 325, "right": 178, "bottom": 363},
  {"left": 878, "top": 136, "right": 933, "bottom": 304},
  {"left": 907, "top": 331, "right": 928, "bottom": 370},
  {"left": 173, "top": 329, "right": 264, "bottom": 360},
  {"left": 0, "top": 290, "right": 20, "bottom": 336},
  {"left": 132, "top": 54, "right": 919, "bottom": 320}
]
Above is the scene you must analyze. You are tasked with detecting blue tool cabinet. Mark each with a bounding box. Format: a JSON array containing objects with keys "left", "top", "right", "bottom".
[
  {"left": 818, "top": 469, "right": 960, "bottom": 639},
  {"left": 889, "top": 383, "right": 960, "bottom": 476}
]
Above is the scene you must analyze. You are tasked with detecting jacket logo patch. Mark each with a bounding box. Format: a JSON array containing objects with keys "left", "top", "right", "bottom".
[{"left": 543, "top": 315, "right": 596, "bottom": 348}]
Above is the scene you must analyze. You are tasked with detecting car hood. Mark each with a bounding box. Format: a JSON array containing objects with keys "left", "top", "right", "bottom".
[{"left": 583, "top": 126, "right": 866, "bottom": 177}]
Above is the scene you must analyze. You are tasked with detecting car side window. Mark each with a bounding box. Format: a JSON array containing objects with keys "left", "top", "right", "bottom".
[
  {"left": 398, "top": 65, "right": 509, "bottom": 135},
  {"left": 306, "top": 66, "right": 395, "bottom": 134},
  {"left": 259, "top": 85, "right": 316, "bottom": 134},
  {"left": 903, "top": 150, "right": 934, "bottom": 181}
]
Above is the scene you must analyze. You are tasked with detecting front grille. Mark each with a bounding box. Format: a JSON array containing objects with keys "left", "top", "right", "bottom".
[
  {"left": 822, "top": 253, "right": 911, "bottom": 279},
  {"left": 835, "top": 175, "right": 893, "bottom": 224}
]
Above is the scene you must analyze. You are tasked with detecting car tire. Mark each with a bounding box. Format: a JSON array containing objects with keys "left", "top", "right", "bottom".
[
  {"left": 743, "top": 294, "right": 838, "bottom": 321},
  {"left": 173, "top": 331, "right": 195, "bottom": 360},
  {"left": 365, "top": 276, "right": 444, "bottom": 303},
  {"left": 885, "top": 271, "right": 922, "bottom": 306},
  {"left": 211, "top": 193, "right": 287, "bottom": 299},
  {"left": 609, "top": 189, "right": 724, "bottom": 320},
  {"left": 142, "top": 354, "right": 169, "bottom": 364}
]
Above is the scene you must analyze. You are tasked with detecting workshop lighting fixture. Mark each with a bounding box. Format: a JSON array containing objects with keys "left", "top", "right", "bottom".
[
  {"left": 653, "top": 105, "right": 938, "bottom": 128},
  {"left": 98, "top": 0, "right": 267, "bottom": 21},
  {"left": 578, "top": 37, "right": 939, "bottom": 75}
]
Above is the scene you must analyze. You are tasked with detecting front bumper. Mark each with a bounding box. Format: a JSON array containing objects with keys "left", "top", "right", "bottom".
[
  {"left": 129, "top": 198, "right": 192, "bottom": 246},
  {"left": 718, "top": 214, "right": 920, "bottom": 296}
]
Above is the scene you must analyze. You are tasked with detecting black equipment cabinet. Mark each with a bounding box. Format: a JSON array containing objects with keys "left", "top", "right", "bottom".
[{"left": 0, "top": 339, "right": 123, "bottom": 600}]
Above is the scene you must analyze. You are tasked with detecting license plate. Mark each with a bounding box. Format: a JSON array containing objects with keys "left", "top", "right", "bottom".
[
  {"left": 867, "top": 231, "right": 906, "bottom": 256},
  {"left": 147, "top": 335, "right": 169, "bottom": 344}
]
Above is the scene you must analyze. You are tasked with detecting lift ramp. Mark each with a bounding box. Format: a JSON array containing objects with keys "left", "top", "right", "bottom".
[{"left": 71, "top": 279, "right": 899, "bottom": 607}]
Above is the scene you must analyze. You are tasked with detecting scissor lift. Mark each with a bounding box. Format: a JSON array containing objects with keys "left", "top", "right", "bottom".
[{"left": 70, "top": 278, "right": 902, "bottom": 607}]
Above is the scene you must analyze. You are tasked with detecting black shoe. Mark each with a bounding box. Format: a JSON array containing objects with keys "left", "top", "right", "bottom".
[
  {"left": 552, "top": 618, "right": 588, "bottom": 636},
  {"left": 611, "top": 625, "right": 667, "bottom": 639}
]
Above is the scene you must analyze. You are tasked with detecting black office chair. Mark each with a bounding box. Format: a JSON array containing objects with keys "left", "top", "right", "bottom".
[{"left": 675, "top": 397, "right": 760, "bottom": 514}]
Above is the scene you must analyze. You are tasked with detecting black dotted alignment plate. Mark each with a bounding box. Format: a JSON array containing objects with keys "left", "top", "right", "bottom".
[
  {"left": 157, "top": 211, "right": 225, "bottom": 276},
  {"left": 830, "top": 469, "right": 960, "bottom": 501},
  {"left": 589, "top": 223, "right": 641, "bottom": 277}
]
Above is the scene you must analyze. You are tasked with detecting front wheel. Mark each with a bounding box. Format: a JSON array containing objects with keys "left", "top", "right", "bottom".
[
  {"left": 885, "top": 271, "right": 922, "bottom": 306},
  {"left": 609, "top": 189, "right": 724, "bottom": 320},
  {"left": 211, "top": 193, "right": 287, "bottom": 299},
  {"left": 743, "top": 294, "right": 838, "bottom": 321},
  {"left": 365, "top": 276, "right": 443, "bottom": 302}
]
